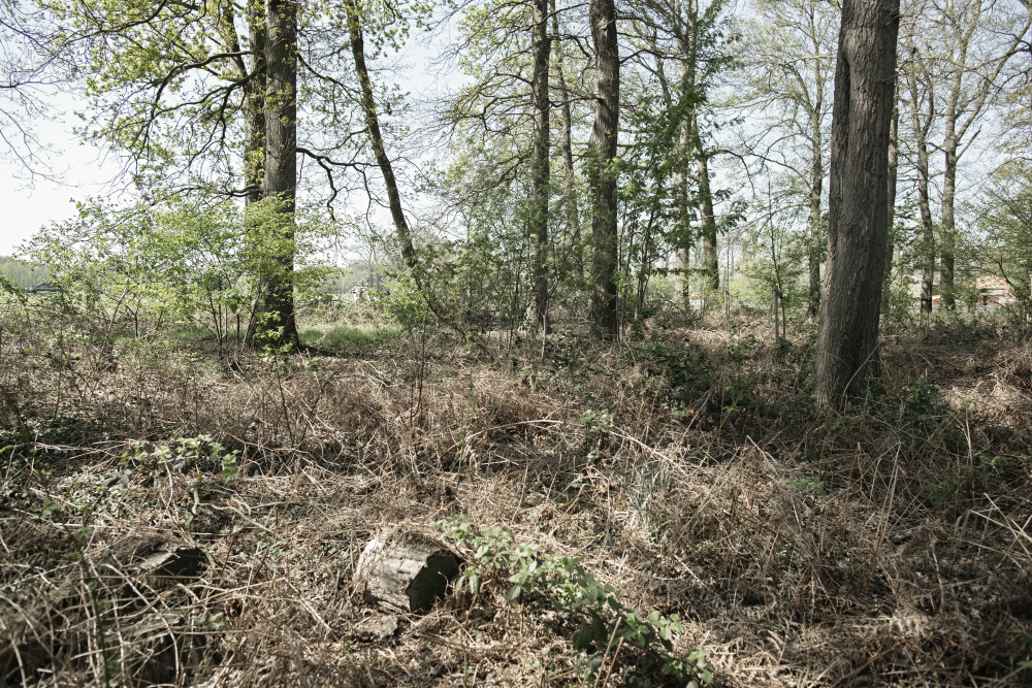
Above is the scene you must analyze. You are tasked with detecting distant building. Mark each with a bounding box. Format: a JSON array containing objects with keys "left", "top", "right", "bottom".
[
  {"left": 907, "top": 273, "right": 1020, "bottom": 310},
  {"left": 27, "top": 282, "right": 62, "bottom": 295},
  {"left": 974, "top": 275, "right": 1018, "bottom": 309}
]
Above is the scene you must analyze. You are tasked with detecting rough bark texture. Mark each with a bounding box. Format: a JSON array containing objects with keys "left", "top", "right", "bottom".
[
  {"left": 255, "top": 0, "right": 299, "bottom": 350},
  {"left": 551, "top": 0, "right": 582, "bottom": 281},
  {"left": 940, "top": 117, "right": 960, "bottom": 310},
  {"left": 243, "top": 0, "right": 267, "bottom": 206},
  {"left": 588, "top": 0, "right": 620, "bottom": 339},
  {"left": 816, "top": 0, "right": 900, "bottom": 409},
  {"left": 353, "top": 529, "right": 461, "bottom": 614},
  {"left": 531, "top": 0, "right": 551, "bottom": 330}
]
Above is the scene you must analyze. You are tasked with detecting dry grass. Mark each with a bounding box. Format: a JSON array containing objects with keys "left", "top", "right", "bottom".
[{"left": 1, "top": 318, "right": 1030, "bottom": 687}]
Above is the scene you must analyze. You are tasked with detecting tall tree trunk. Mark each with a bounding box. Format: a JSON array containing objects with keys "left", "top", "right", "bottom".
[
  {"left": 588, "top": 0, "right": 620, "bottom": 338},
  {"left": 806, "top": 107, "right": 823, "bottom": 320},
  {"left": 816, "top": 0, "right": 901, "bottom": 408},
  {"left": 694, "top": 118, "right": 719, "bottom": 293},
  {"left": 676, "top": 29, "right": 698, "bottom": 309},
  {"left": 550, "top": 0, "right": 582, "bottom": 281},
  {"left": 940, "top": 138, "right": 958, "bottom": 310},
  {"left": 531, "top": 0, "right": 551, "bottom": 330},
  {"left": 345, "top": 2, "right": 417, "bottom": 269},
  {"left": 905, "top": 57, "right": 936, "bottom": 314},
  {"left": 243, "top": 0, "right": 267, "bottom": 206},
  {"left": 883, "top": 100, "right": 899, "bottom": 312},
  {"left": 255, "top": 0, "right": 299, "bottom": 351},
  {"left": 346, "top": 2, "right": 491, "bottom": 355}
]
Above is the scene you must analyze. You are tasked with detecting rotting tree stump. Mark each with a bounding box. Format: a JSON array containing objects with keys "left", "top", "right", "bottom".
[{"left": 353, "top": 528, "right": 461, "bottom": 614}]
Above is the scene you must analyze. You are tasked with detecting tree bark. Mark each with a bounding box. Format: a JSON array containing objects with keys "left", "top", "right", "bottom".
[
  {"left": 346, "top": 3, "right": 417, "bottom": 269},
  {"left": 531, "top": 0, "right": 551, "bottom": 330},
  {"left": 550, "top": 0, "right": 582, "bottom": 281},
  {"left": 255, "top": 0, "right": 299, "bottom": 351},
  {"left": 806, "top": 104, "right": 823, "bottom": 320},
  {"left": 816, "top": 0, "right": 900, "bottom": 408},
  {"left": 904, "top": 51, "right": 935, "bottom": 314},
  {"left": 693, "top": 116, "right": 719, "bottom": 293},
  {"left": 588, "top": 0, "right": 620, "bottom": 339},
  {"left": 940, "top": 136, "right": 958, "bottom": 310},
  {"left": 243, "top": 0, "right": 267, "bottom": 206},
  {"left": 883, "top": 100, "right": 899, "bottom": 311}
]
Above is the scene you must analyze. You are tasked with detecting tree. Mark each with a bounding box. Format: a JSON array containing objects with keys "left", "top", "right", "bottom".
[
  {"left": 254, "top": 0, "right": 300, "bottom": 350},
  {"left": 442, "top": 0, "right": 570, "bottom": 330},
  {"left": 740, "top": 0, "right": 837, "bottom": 319},
  {"left": 900, "top": 31, "right": 937, "bottom": 314},
  {"left": 933, "top": 0, "right": 1029, "bottom": 310},
  {"left": 816, "top": 0, "right": 901, "bottom": 408},
  {"left": 588, "top": 0, "right": 620, "bottom": 338},
  {"left": 625, "top": 0, "right": 736, "bottom": 305},
  {"left": 530, "top": 0, "right": 551, "bottom": 329},
  {"left": 972, "top": 161, "right": 1032, "bottom": 320},
  {"left": 902, "top": 0, "right": 1030, "bottom": 310}
]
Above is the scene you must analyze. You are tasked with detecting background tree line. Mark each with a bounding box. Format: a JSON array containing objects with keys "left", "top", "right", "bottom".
[{"left": 1, "top": 0, "right": 1030, "bottom": 406}]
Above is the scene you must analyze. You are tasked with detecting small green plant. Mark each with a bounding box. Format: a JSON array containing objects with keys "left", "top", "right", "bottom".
[
  {"left": 578, "top": 408, "right": 614, "bottom": 433},
  {"left": 438, "top": 518, "right": 714, "bottom": 687},
  {"left": 123, "top": 435, "right": 240, "bottom": 479},
  {"left": 788, "top": 475, "right": 826, "bottom": 496}
]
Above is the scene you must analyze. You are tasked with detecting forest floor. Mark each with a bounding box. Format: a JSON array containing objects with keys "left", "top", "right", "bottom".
[{"left": 1, "top": 317, "right": 1031, "bottom": 687}]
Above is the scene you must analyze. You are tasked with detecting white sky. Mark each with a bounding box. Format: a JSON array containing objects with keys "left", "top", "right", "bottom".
[
  {"left": 1, "top": 94, "right": 126, "bottom": 255},
  {"left": 0, "top": 16, "right": 464, "bottom": 258}
]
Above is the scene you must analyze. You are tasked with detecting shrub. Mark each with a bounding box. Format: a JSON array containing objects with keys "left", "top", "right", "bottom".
[{"left": 439, "top": 518, "right": 714, "bottom": 687}]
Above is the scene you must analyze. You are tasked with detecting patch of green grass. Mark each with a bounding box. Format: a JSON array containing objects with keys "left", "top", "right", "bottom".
[{"left": 301, "top": 323, "right": 403, "bottom": 352}]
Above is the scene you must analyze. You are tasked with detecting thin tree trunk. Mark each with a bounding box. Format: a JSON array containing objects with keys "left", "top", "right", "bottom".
[
  {"left": 883, "top": 101, "right": 899, "bottom": 312},
  {"left": 940, "top": 138, "right": 958, "bottom": 310},
  {"left": 905, "top": 56, "right": 936, "bottom": 314},
  {"left": 531, "top": 0, "right": 551, "bottom": 331},
  {"left": 346, "top": 2, "right": 490, "bottom": 354},
  {"left": 816, "top": 0, "right": 901, "bottom": 408},
  {"left": 693, "top": 115, "right": 719, "bottom": 293},
  {"left": 255, "top": 0, "right": 299, "bottom": 351},
  {"left": 588, "top": 0, "right": 620, "bottom": 338},
  {"left": 550, "top": 0, "right": 582, "bottom": 280},
  {"left": 806, "top": 108, "right": 823, "bottom": 320},
  {"left": 229, "top": 0, "right": 268, "bottom": 346},
  {"left": 676, "top": 29, "right": 697, "bottom": 310},
  {"left": 346, "top": 3, "right": 416, "bottom": 269}
]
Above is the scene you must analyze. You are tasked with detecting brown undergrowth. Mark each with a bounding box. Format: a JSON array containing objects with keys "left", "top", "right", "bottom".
[{"left": 1, "top": 319, "right": 1030, "bottom": 686}]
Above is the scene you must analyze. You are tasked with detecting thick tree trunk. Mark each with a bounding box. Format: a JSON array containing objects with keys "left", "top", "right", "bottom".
[
  {"left": 588, "top": 0, "right": 620, "bottom": 339},
  {"left": 255, "top": 0, "right": 299, "bottom": 351},
  {"left": 883, "top": 101, "right": 899, "bottom": 311},
  {"left": 531, "top": 0, "right": 551, "bottom": 330},
  {"left": 550, "top": 0, "right": 582, "bottom": 281},
  {"left": 243, "top": 0, "right": 267, "bottom": 205},
  {"left": 816, "top": 0, "right": 900, "bottom": 408}
]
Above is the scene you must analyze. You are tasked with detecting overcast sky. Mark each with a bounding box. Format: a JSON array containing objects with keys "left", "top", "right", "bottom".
[
  {"left": 0, "top": 14, "right": 464, "bottom": 258},
  {"left": 1, "top": 85, "right": 128, "bottom": 255}
]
